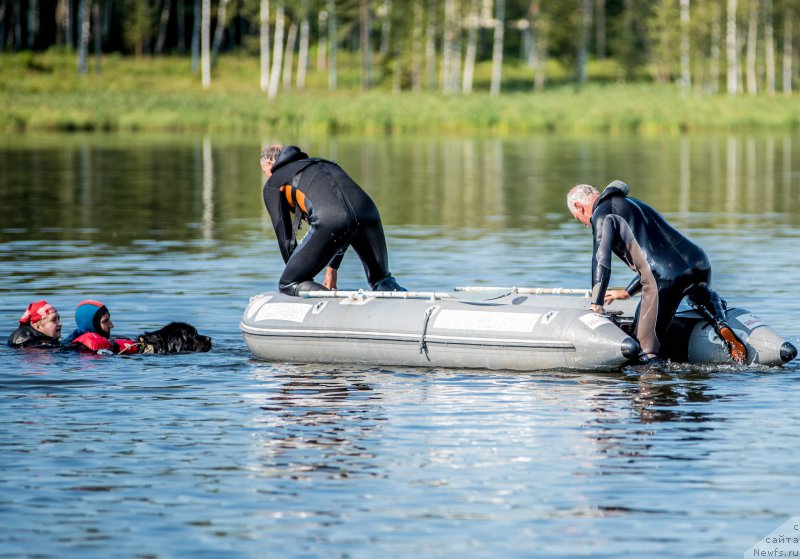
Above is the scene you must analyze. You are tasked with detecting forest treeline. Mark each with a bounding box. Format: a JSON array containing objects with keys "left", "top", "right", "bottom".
[{"left": 1, "top": 0, "right": 798, "bottom": 96}]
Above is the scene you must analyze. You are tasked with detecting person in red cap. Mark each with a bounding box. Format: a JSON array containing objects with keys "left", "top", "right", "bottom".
[
  {"left": 7, "top": 300, "right": 63, "bottom": 349},
  {"left": 65, "top": 300, "right": 139, "bottom": 355}
]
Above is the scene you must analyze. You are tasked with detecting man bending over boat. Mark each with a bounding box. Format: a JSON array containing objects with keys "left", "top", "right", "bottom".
[
  {"left": 567, "top": 180, "right": 746, "bottom": 365},
  {"left": 260, "top": 144, "right": 406, "bottom": 296}
]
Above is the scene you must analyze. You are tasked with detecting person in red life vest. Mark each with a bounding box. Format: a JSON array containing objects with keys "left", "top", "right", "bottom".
[
  {"left": 64, "top": 300, "right": 139, "bottom": 355},
  {"left": 7, "top": 300, "right": 64, "bottom": 349}
]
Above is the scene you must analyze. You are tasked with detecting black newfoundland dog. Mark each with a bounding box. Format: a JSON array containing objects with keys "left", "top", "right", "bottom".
[{"left": 137, "top": 322, "right": 212, "bottom": 354}]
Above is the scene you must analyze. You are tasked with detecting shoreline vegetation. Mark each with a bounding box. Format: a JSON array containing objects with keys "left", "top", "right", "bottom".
[{"left": 2, "top": 52, "right": 799, "bottom": 136}]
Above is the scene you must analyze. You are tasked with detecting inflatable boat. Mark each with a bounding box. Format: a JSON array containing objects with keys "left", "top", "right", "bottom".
[{"left": 240, "top": 287, "right": 797, "bottom": 372}]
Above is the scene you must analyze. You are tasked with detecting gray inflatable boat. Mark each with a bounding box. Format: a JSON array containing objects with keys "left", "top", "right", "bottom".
[{"left": 240, "top": 288, "right": 797, "bottom": 371}]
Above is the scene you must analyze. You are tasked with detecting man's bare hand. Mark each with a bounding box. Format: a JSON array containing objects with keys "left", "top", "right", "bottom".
[
  {"left": 323, "top": 267, "right": 338, "bottom": 289},
  {"left": 604, "top": 289, "right": 630, "bottom": 305}
]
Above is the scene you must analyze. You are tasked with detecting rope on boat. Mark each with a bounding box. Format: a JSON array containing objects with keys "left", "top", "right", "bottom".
[
  {"left": 454, "top": 286, "right": 591, "bottom": 296},
  {"left": 419, "top": 305, "right": 439, "bottom": 360},
  {"left": 298, "top": 290, "right": 454, "bottom": 300}
]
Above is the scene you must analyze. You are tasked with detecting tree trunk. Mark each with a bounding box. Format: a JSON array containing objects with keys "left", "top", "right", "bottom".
[
  {"left": 710, "top": 0, "right": 721, "bottom": 94},
  {"left": 93, "top": 0, "right": 101, "bottom": 75},
  {"left": 726, "top": 0, "right": 738, "bottom": 94},
  {"left": 192, "top": 0, "right": 201, "bottom": 72},
  {"left": 260, "top": 0, "right": 270, "bottom": 92},
  {"left": 268, "top": 5, "right": 284, "bottom": 98},
  {"left": 411, "top": 0, "right": 423, "bottom": 91},
  {"left": 745, "top": 0, "right": 757, "bottom": 95},
  {"left": 576, "top": 0, "right": 591, "bottom": 84},
  {"left": 77, "top": 0, "right": 90, "bottom": 74},
  {"left": 55, "top": 0, "right": 72, "bottom": 50},
  {"left": 595, "top": 0, "right": 605, "bottom": 59},
  {"left": 327, "top": 0, "right": 337, "bottom": 90},
  {"left": 201, "top": 0, "right": 210, "bottom": 88},
  {"left": 425, "top": 0, "right": 436, "bottom": 89},
  {"left": 13, "top": 0, "right": 22, "bottom": 49},
  {"left": 764, "top": 0, "right": 774, "bottom": 94},
  {"left": 462, "top": 0, "right": 478, "bottom": 93},
  {"left": 297, "top": 12, "right": 309, "bottom": 89},
  {"left": 211, "top": 0, "right": 231, "bottom": 66},
  {"left": 317, "top": 10, "right": 327, "bottom": 71},
  {"left": 177, "top": 0, "right": 185, "bottom": 52},
  {"left": 535, "top": 32, "right": 546, "bottom": 90},
  {"left": 155, "top": 0, "right": 172, "bottom": 55},
  {"left": 491, "top": 0, "right": 506, "bottom": 96},
  {"left": 283, "top": 21, "right": 297, "bottom": 92},
  {"left": 680, "top": 0, "right": 691, "bottom": 89},
  {"left": 783, "top": 12, "right": 793, "bottom": 95},
  {"left": 360, "top": 0, "right": 371, "bottom": 90},
  {"left": 380, "top": 0, "right": 391, "bottom": 57},
  {"left": 27, "top": 0, "right": 37, "bottom": 49}
]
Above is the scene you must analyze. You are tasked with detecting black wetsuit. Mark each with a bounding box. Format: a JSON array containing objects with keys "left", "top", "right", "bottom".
[
  {"left": 7, "top": 324, "right": 62, "bottom": 349},
  {"left": 590, "top": 180, "right": 726, "bottom": 358},
  {"left": 264, "top": 146, "right": 404, "bottom": 296}
]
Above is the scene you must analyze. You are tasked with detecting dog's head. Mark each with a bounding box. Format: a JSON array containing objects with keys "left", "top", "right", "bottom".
[{"left": 138, "top": 322, "right": 212, "bottom": 354}]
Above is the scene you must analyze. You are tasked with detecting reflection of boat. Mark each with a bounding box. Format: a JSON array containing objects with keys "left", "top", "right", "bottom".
[{"left": 240, "top": 289, "right": 797, "bottom": 371}]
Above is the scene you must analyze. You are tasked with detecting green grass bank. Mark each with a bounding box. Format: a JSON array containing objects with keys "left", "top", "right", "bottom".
[{"left": 2, "top": 51, "right": 799, "bottom": 135}]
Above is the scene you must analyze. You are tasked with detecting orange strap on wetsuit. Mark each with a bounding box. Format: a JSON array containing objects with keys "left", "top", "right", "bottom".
[{"left": 280, "top": 183, "right": 307, "bottom": 214}]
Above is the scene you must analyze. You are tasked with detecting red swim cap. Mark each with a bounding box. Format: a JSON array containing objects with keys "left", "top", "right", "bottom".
[{"left": 20, "top": 300, "right": 57, "bottom": 325}]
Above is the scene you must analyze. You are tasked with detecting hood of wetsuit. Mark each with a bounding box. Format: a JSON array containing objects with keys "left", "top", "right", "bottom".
[
  {"left": 75, "top": 300, "right": 109, "bottom": 338},
  {"left": 593, "top": 179, "right": 630, "bottom": 211},
  {"left": 271, "top": 146, "right": 309, "bottom": 173}
]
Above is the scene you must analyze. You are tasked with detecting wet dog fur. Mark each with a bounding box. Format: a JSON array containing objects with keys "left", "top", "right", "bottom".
[{"left": 137, "top": 322, "right": 212, "bottom": 354}]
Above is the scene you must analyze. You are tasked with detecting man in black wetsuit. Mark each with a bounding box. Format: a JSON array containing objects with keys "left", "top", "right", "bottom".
[
  {"left": 260, "top": 144, "right": 406, "bottom": 296},
  {"left": 567, "top": 180, "right": 746, "bottom": 364}
]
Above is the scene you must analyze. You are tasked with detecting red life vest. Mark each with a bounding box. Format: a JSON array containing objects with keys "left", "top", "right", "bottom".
[
  {"left": 72, "top": 332, "right": 139, "bottom": 354},
  {"left": 115, "top": 338, "right": 139, "bottom": 354}
]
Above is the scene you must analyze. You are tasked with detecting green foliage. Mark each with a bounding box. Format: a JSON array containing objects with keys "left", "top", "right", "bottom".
[{"left": 1, "top": 51, "right": 799, "bottom": 136}]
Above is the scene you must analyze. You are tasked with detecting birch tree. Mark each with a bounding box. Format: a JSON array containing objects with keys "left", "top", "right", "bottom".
[
  {"left": 783, "top": 11, "right": 793, "bottom": 95},
  {"left": 710, "top": 0, "right": 721, "bottom": 93},
  {"left": 93, "top": 0, "right": 101, "bottom": 74},
  {"left": 211, "top": 0, "right": 231, "bottom": 65},
  {"left": 745, "top": 0, "right": 757, "bottom": 94},
  {"left": 462, "top": 0, "right": 479, "bottom": 93},
  {"left": 576, "top": 0, "right": 591, "bottom": 84},
  {"left": 297, "top": 2, "right": 309, "bottom": 89},
  {"left": 726, "top": 0, "right": 738, "bottom": 94},
  {"left": 425, "top": 0, "right": 436, "bottom": 89},
  {"left": 268, "top": 4, "right": 284, "bottom": 98},
  {"left": 379, "top": 0, "right": 392, "bottom": 57},
  {"left": 680, "top": 0, "right": 691, "bottom": 89},
  {"left": 764, "top": 0, "right": 775, "bottom": 94},
  {"left": 201, "top": 0, "right": 210, "bottom": 88},
  {"left": 360, "top": 0, "right": 371, "bottom": 90},
  {"left": 260, "top": 0, "right": 270, "bottom": 92},
  {"left": 327, "top": 0, "right": 337, "bottom": 90},
  {"left": 442, "top": 0, "right": 455, "bottom": 92},
  {"left": 28, "top": 0, "right": 37, "bottom": 49},
  {"left": 491, "top": 0, "right": 506, "bottom": 96},
  {"left": 155, "top": 0, "right": 172, "bottom": 55},
  {"left": 58, "top": 0, "right": 73, "bottom": 49},
  {"left": 77, "top": 0, "right": 90, "bottom": 74},
  {"left": 411, "top": 0, "right": 424, "bottom": 91},
  {"left": 283, "top": 20, "right": 297, "bottom": 91},
  {"left": 317, "top": 9, "right": 326, "bottom": 71},
  {"left": 595, "top": 0, "right": 605, "bottom": 58}
]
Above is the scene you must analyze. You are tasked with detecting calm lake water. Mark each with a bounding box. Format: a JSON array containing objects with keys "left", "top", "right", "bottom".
[{"left": 1, "top": 133, "right": 799, "bottom": 558}]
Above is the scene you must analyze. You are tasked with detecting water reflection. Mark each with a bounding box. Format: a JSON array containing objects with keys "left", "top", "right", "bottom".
[{"left": 1, "top": 134, "right": 798, "bottom": 249}]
